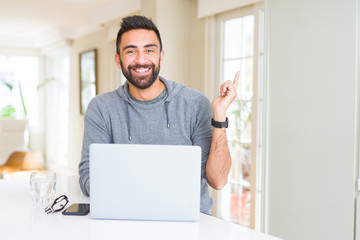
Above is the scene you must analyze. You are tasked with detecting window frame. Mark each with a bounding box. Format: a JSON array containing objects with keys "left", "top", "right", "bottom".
[{"left": 206, "top": 3, "right": 265, "bottom": 229}]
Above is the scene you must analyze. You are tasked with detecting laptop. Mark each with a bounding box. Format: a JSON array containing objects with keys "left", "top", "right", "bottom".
[{"left": 89, "top": 143, "right": 201, "bottom": 221}]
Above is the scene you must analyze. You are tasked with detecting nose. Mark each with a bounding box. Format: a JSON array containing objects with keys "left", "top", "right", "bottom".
[{"left": 134, "top": 51, "right": 147, "bottom": 65}]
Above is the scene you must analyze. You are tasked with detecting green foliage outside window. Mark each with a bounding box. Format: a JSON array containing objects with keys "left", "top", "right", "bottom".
[
  {"left": 0, "top": 78, "right": 55, "bottom": 118},
  {"left": 0, "top": 105, "right": 16, "bottom": 118}
]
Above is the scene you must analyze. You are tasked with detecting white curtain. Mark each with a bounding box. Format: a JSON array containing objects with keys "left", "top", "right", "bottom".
[{"left": 44, "top": 54, "right": 70, "bottom": 171}]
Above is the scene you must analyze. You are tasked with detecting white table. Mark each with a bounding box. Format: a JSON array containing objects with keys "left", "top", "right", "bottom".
[{"left": 0, "top": 176, "right": 281, "bottom": 240}]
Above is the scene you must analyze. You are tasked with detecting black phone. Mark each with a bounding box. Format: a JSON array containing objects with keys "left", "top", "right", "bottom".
[{"left": 62, "top": 203, "right": 90, "bottom": 216}]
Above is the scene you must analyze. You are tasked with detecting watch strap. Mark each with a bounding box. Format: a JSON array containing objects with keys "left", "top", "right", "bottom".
[{"left": 211, "top": 117, "right": 229, "bottom": 128}]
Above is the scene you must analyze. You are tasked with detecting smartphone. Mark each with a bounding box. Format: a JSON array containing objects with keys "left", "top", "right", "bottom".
[{"left": 62, "top": 203, "right": 90, "bottom": 216}]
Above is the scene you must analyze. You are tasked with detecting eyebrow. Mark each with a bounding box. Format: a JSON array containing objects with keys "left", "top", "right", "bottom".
[
  {"left": 144, "top": 44, "right": 158, "bottom": 48},
  {"left": 123, "top": 45, "right": 136, "bottom": 51},
  {"left": 122, "top": 43, "right": 158, "bottom": 51}
]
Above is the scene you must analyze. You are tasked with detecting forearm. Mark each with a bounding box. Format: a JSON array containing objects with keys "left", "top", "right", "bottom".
[
  {"left": 206, "top": 127, "right": 231, "bottom": 190},
  {"left": 79, "top": 165, "right": 90, "bottom": 196},
  {"left": 207, "top": 71, "right": 239, "bottom": 189}
]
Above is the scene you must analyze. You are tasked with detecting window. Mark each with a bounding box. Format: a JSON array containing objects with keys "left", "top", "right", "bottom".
[
  {"left": 214, "top": 4, "right": 264, "bottom": 229},
  {"left": 0, "top": 55, "right": 40, "bottom": 125}
]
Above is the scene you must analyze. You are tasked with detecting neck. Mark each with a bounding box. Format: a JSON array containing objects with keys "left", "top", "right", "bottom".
[{"left": 128, "top": 78, "right": 165, "bottom": 101}]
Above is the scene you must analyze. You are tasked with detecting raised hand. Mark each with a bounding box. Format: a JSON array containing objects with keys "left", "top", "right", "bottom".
[{"left": 211, "top": 71, "right": 240, "bottom": 121}]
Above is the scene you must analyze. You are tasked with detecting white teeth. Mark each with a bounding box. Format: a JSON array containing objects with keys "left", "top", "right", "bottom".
[{"left": 134, "top": 68, "right": 150, "bottom": 73}]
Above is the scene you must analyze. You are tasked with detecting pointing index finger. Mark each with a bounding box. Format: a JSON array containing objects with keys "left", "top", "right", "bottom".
[{"left": 233, "top": 71, "right": 240, "bottom": 90}]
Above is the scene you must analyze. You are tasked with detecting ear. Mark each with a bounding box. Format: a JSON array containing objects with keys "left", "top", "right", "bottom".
[
  {"left": 115, "top": 53, "right": 122, "bottom": 69},
  {"left": 159, "top": 50, "right": 164, "bottom": 66}
]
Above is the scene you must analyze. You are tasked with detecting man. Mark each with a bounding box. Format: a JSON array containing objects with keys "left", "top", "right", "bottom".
[{"left": 79, "top": 15, "right": 239, "bottom": 215}]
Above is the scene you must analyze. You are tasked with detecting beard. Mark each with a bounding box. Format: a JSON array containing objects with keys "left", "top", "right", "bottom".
[{"left": 120, "top": 59, "right": 161, "bottom": 90}]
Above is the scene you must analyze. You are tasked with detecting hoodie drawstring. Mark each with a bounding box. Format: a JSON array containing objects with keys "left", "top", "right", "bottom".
[
  {"left": 165, "top": 101, "right": 170, "bottom": 128},
  {"left": 125, "top": 102, "right": 132, "bottom": 141}
]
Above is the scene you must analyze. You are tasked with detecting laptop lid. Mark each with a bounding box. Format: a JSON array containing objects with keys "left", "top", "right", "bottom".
[{"left": 89, "top": 144, "right": 201, "bottom": 221}]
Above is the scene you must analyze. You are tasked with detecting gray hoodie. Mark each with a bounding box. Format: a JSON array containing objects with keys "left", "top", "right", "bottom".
[{"left": 79, "top": 76, "right": 214, "bottom": 214}]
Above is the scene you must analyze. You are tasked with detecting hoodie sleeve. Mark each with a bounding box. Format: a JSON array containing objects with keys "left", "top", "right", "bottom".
[
  {"left": 190, "top": 95, "right": 213, "bottom": 182},
  {"left": 78, "top": 97, "right": 112, "bottom": 196}
]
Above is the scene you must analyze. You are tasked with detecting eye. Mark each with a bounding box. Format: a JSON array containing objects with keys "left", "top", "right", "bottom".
[
  {"left": 126, "top": 49, "right": 135, "bottom": 55},
  {"left": 146, "top": 49, "right": 155, "bottom": 53}
]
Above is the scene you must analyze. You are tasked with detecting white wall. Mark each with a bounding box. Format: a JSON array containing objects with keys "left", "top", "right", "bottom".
[
  {"left": 141, "top": 0, "right": 191, "bottom": 86},
  {"left": 197, "top": 0, "right": 261, "bottom": 18},
  {"left": 266, "top": 0, "right": 357, "bottom": 239}
]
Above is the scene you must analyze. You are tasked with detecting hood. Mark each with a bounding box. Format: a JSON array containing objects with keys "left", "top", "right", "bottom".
[{"left": 116, "top": 76, "right": 185, "bottom": 102}]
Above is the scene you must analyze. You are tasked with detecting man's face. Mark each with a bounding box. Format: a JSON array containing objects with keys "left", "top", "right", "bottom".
[{"left": 115, "top": 29, "right": 164, "bottom": 89}]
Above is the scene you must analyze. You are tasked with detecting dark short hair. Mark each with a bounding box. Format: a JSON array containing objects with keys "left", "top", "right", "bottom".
[{"left": 116, "top": 15, "right": 163, "bottom": 55}]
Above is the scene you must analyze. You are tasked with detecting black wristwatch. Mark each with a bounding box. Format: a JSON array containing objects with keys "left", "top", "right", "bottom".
[{"left": 211, "top": 117, "right": 229, "bottom": 128}]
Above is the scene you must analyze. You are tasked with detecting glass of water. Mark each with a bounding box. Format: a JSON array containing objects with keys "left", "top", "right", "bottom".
[{"left": 30, "top": 171, "right": 56, "bottom": 204}]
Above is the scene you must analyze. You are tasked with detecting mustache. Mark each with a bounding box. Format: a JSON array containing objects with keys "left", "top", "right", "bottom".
[{"left": 128, "top": 64, "right": 154, "bottom": 70}]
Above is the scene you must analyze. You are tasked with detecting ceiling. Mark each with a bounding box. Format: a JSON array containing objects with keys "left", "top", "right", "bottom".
[{"left": 0, "top": 0, "right": 140, "bottom": 49}]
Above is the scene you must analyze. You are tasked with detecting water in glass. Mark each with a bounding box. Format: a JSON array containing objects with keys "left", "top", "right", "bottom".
[{"left": 30, "top": 171, "right": 56, "bottom": 204}]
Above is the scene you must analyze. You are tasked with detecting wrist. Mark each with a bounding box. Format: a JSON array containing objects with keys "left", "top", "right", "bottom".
[{"left": 212, "top": 112, "right": 226, "bottom": 122}]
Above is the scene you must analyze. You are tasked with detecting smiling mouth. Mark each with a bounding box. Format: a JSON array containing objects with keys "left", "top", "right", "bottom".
[{"left": 132, "top": 67, "right": 151, "bottom": 73}]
